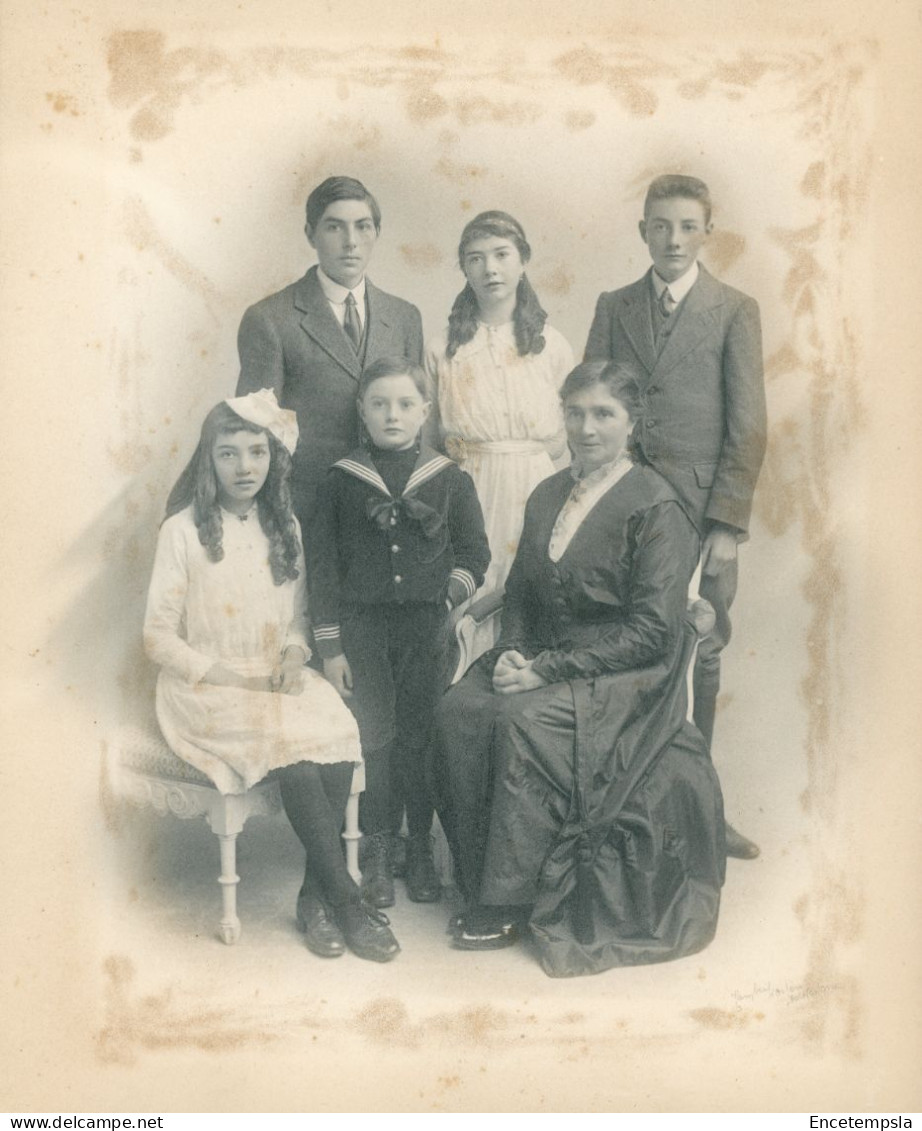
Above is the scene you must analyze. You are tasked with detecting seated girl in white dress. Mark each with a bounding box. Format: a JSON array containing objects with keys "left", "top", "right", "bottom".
[
  {"left": 143, "top": 388, "right": 399, "bottom": 963},
  {"left": 425, "top": 212, "right": 574, "bottom": 625}
]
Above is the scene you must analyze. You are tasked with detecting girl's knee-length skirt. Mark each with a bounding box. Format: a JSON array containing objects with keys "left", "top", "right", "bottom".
[{"left": 156, "top": 665, "right": 362, "bottom": 795}]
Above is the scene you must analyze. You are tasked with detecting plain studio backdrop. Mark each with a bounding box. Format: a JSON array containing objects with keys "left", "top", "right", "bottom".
[{"left": 1, "top": 0, "right": 920, "bottom": 1114}]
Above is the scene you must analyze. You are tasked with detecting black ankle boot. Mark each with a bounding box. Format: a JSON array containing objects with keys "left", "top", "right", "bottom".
[
  {"left": 361, "top": 832, "right": 395, "bottom": 908},
  {"left": 405, "top": 834, "right": 441, "bottom": 903}
]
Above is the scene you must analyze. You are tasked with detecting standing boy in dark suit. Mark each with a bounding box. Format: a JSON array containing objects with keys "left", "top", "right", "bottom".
[
  {"left": 584, "top": 174, "right": 767, "bottom": 859},
  {"left": 236, "top": 175, "right": 424, "bottom": 532},
  {"left": 236, "top": 176, "right": 425, "bottom": 887}
]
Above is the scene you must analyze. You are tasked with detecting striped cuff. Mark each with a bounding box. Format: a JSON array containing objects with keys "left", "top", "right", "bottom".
[
  {"left": 449, "top": 568, "right": 477, "bottom": 602},
  {"left": 312, "top": 623, "right": 343, "bottom": 660}
]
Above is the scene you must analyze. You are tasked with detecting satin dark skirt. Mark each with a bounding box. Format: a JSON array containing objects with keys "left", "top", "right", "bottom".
[{"left": 434, "top": 640, "right": 726, "bottom": 978}]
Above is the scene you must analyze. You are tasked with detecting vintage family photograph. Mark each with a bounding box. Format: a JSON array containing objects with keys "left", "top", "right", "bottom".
[{"left": 2, "top": 0, "right": 920, "bottom": 1116}]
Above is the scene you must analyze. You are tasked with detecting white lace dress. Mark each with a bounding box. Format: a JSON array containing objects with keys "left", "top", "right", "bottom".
[
  {"left": 425, "top": 321, "right": 573, "bottom": 598},
  {"left": 144, "top": 506, "right": 361, "bottom": 795}
]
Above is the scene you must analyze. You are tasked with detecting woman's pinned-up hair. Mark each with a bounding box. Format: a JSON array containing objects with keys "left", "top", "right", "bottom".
[
  {"left": 559, "top": 360, "right": 646, "bottom": 463},
  {"left": 446, "top": 210, "right": 548, "bottom": 360},
  {"left": 164, "top": 402, "right": 301, "bottom": 585},
  {"left": 559, "top": 359, "right": 644, "bottom": 417}
]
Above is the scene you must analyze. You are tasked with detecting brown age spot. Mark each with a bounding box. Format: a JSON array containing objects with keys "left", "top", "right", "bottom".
[
  {"left": 354, "top": 997, "right": 419, "bottom": 1047},
  {"left": 801, "top": 161, "right": 826, "bottom": 198},
  {"left": 555, "top": 46, "right": 609, "bottom": 85},
  {"left": 106, "top": 31, "right": 231, "bottom": 143},
  {"left": 96, "top": 954, "right": 277, "bottom": 1064},
  {"left": 329, "top": 116, "right": 382, "bottom": 150},
  {"left": 536, "top": 263, "right": 574, "bottom": 298},
  {"left": 764, "top": 342, "right": 800, "bottom": 383},
  {"left": 454, "top": 96, "right": 542, "bottom": 127},
  {"left": 399, "top": 45, "right": 447, "bottom": 62},
  {"left": 564, "top": 109, "right": 595, "bottom": 131},
  {"left": 689, "top": 1007, "right": 750, "bottom": 1030},
  {"left": 405, "top": 83, "right": 449, "bottom": 123},
  {"left": 108, "top": 440, "right": 153, "bottom": 475},
  {"left": 714, "top": 56, "right": 771, "bottom": 87},
  {"left": 706, "top": 230, "right": 746, "bottom": 275},
  {"left": 46, "top": 91, "right": 80, "bottom": 116},
  {"left": 677, "top": 78, "right": 710, "bottom": 100},
  {"left": 434, "top": 155, "right": 487, "bottom": 183},
  {"left": 399, "top": 243, "right": 443, "bottom": 270}
]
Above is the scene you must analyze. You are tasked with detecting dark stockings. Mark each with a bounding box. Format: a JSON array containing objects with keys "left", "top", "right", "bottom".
[
  {"left": 359, "top": 741, "right": 395, "bottom": 836},
  {"left": 277, "top": 761, "right": 361, "bottom": 910}
]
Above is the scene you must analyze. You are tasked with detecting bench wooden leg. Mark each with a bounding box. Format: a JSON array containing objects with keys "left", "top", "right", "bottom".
[
  {"left": 343, "top": 764, "right": 364, "bottom": 883},
  {"left": 217, "top": 832, "right": 241, "bottom": 945}
]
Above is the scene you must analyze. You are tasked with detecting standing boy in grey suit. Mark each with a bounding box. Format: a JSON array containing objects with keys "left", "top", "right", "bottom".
[
  {"left": 584, "top": 174, "right": 767, "bottom": 859},
  {"left": 237, "top": 175, "right": 424, "bottom": 532},
  {"left": 236, "top": 175, "right": 430, "bottom": 901}
]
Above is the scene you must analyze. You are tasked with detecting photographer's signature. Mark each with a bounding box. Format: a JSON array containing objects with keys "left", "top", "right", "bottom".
[{"left": 730, "top": 980, "right": 844, "bottom": 1007}]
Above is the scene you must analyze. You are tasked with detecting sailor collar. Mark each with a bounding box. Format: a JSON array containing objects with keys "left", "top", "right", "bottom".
[{"left": 332, "top": 445, "right": 455, "bottom": 499}]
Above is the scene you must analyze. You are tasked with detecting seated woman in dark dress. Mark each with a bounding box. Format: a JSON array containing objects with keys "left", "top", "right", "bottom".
[{"left": 433, "top": 360, "right": 726, "bottom": 977}]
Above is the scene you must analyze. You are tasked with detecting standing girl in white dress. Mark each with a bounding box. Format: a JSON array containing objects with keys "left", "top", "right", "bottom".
[
  {"left": 426, "top": 212, "right": 574, "bottom": 613},
  {"left": 144, "top": 388, "right": 400, "bottom": 962}
]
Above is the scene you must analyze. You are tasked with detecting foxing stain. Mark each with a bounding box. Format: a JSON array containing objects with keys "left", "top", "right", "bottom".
[
  {"left": 399, "top": 243, "right": 444, "bottom": 270},
  {"left": 96, "top": 955, "right": 278, "bottom": 1065},
  {"left": 123, "top": 197, "right": 227, "bottom": 319}
]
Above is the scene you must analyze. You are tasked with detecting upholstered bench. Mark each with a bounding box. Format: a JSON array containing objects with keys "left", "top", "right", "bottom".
[{"left": 115, "top": 721, "right": 364, "bottom": 944}]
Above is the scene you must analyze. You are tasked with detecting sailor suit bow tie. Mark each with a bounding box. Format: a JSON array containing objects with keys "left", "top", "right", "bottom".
[{"left": 365, "top": 495, "right": 444, "bottom": 538}]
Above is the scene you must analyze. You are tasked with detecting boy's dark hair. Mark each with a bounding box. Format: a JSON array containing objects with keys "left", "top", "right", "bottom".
[
  {"left": 358, "top": 356, "right": 429, "bottom": 401},
  {"left": 305, "top": 176, "right": 382, "bottom": 235},
  {"left": 164, "top": 402, "right": 300, "bottom": 585},
  {"left": 446, "top": 210, "right": 547, "bottom": 360},
  {"left": 644, "top": 174, "right": 712, "bottom": 225}
]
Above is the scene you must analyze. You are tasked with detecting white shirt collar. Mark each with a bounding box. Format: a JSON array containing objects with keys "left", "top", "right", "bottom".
[
  {"left": 317, "top": 266, "right": 366, "bottom": 310},
  {"left": 549, "top": 455, "right": 634, "bottom": 563},
  {"left": 652, "top": 260, "right": 699, "bottom": 305},
  {"left": 570, "top": 452, "right": 633, "bottom": 486}
]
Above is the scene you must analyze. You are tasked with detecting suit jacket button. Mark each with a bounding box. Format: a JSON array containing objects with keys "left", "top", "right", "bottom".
[
  {"left": 391, "top": 544, "right": 399, "bottom": 553},
  {"left": 394, "top": 575, "right": 403, "bottom": 583}
]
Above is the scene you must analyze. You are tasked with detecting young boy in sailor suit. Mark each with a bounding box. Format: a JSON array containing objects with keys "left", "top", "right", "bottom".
[{"left": 307, "top": 357, "right": 490, "bottom": 910}]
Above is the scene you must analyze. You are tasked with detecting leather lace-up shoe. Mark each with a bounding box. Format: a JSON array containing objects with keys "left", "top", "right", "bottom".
[
  {"left": 296, "top": 889, "right": 345, "bottom": 958},
  {"left": 336, "top": 901, "right": 401, "bottom": 963}
]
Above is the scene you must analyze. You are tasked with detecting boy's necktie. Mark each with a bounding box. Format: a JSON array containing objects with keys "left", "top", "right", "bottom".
[
  {"left": 343, "top": 292, "right": 362, "bottom": 351},
  {"left": 660, "top": 287, "right": 677, "bottom": 317}
]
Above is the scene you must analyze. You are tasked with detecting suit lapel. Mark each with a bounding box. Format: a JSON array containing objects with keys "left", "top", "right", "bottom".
[
  {"left": 652, "top": 264, "right": 724, "bottom": 380},
  {"left": 363, "top": 278, "right": 394, "bottom": 364},
  {"left": 616, "top": 273, "right": 657, "bottom": 378},
  {"left": 293, "top": 267, "right": 362, "bottom": 380}
]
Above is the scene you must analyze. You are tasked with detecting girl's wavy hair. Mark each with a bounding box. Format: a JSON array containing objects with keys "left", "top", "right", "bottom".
[
  {"left": 559, "top": 360, "right": 646, "bottom": 464},
  {"left": 445, "top": 211, "right": 547, "bottom": 360},
  {"left": 164, "top": 403, "right": 300, "bottom": 585}
]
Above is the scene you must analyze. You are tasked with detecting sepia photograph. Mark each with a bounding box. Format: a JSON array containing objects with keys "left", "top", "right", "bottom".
[{"left": 2, "top": 0, "right": 920, "bottom": 1115}]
